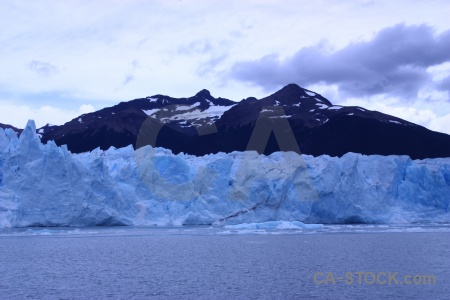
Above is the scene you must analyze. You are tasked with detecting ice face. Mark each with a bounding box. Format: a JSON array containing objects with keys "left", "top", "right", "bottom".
[{"left": 0, "top": 120, "right": 449, "bottom": 228}]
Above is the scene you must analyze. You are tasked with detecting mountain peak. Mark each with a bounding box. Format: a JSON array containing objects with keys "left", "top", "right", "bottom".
[
  {"left": 282, "top": 83, "right": 303, "bottom": 91},
  {"left": 195, "top": 89, "right": 211, "bottom": 98},
  {"left": 262, "top": 83, "right": 333, "bottom": 106},
  {"left": 275, "top": 83, "right": 309, "bottom": 95}
]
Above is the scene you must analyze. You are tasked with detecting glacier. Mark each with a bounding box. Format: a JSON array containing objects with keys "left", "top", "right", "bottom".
[{"left": 0, "top": 120, "right": 449, "bottom": 228}]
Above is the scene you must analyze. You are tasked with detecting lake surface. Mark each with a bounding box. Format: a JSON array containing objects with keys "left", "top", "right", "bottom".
[{"left": 1, "top": 225, "right": 449, "bottom": 299}]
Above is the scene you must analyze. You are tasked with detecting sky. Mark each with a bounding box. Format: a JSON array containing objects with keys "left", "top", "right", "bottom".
[{"left": 1, "top": 0, "right": 450, "bottom": 134}]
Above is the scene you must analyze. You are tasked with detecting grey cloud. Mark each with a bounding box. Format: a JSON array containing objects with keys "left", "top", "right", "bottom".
[
  {"left": 177, "top": 39, "right": 230, "bottom": 77},
  {"left": 29, "top": 60, "right": 59, "bottom": 77},
  {"left": 123, "top": 74, "right": 134, "bottom": 85},
  {"left": 177, "top": 40, "right": 212, "bottom": 55},
  {"left": 438, "top": 75, "right": 450, "bottom": 92},
  {"left": 137, "top": 37, "right": 150, "bottom": 49},
  {"left": 197, "top": 53, "right": 228, "bottom": 77},
  {"left": 123, "top": 59, "right": 138, "bottom": 85},
  {"left": 229, "top": 24, "right": 450, "bottom": 98}
]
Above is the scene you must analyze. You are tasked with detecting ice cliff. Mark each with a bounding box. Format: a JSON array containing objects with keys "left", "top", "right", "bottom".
[{"left": 0, "top": 120, "right": 449, "bottom": 228}]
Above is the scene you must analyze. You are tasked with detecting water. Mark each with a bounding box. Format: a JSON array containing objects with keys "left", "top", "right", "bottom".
[{"left": 1, "top": 225, "right": 449, "bottom": 299}]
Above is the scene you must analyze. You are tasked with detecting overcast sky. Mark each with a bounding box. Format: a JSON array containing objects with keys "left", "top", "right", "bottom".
[{"left": 1, "top": 0, "right": 450, "bottom": 134}]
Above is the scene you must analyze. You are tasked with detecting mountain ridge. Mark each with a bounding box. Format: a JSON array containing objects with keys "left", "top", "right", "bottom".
[{"left": 3, "top": 84, "right": 450, "bottom": 159}]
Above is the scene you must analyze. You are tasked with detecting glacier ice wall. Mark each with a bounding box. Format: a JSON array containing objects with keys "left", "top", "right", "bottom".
[{"left": 0, "top": 120, "right": 449, "bottom": 228}]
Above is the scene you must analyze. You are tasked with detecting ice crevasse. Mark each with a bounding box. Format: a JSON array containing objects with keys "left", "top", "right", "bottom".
[{"left": 0, "top": 120, "right": 449, "bottom": 228}]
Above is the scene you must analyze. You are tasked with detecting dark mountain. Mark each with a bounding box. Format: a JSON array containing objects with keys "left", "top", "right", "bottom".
[
  {"left": 0, "top": 123, "right": 22, "bottom": 134},
  {"left": 5, "top": 84, "right": 450, "bottom": 159},
  {"left": 38, "top": 89, "right": 235, "bottom": 153}
]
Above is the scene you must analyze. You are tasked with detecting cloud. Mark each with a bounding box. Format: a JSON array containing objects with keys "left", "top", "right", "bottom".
[
  {"left": 122, "top": 60, "right": 138, "bottom": 85},
  {"left": 1, "top": 1, "right": 450, "bottom": 135},
  {"left": 228, "top": 24, "right": 450, "bottom": 99},
  {"left": 0, "top": 101, "right": 95, "bottom": 128},
  {"left": 123, "top": 74, "right": 134, "bottom": 85},
  {"left": 339, "top": 96, "right": 450, "bottom": 135},
  {"left": 29, "top": 60, "right": 59, "bottom": 77},
  {"left": 428, "top": 113, "right": 450, "bottom": 134},
  {"left": 177, "top": 40, "right": 213, "bottom": 55},
  {"left": 78, "top": 104, "right": 95, "bottom": 114},
  {"left": 197, "top": 53, "right": 228, "bottom": 77},
  {"left": 438, "top": 75, "right": 450, "bottom": 92}
]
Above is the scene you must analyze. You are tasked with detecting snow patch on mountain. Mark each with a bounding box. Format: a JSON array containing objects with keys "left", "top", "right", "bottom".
[
  {"left": 143, "top": 102, "right": 234, "bottom": 127},
  {"left": 203, "top": 104, "right": 235, "bottom": 118},
  {"left": 175, "top": 102, "right": 200, "bottom": 111},
  {"left": 316, "top": 103, "right": 329, "bottom": 109},
  {"left": 142, "top": 108, "right": 159, "bottom": 116}
]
